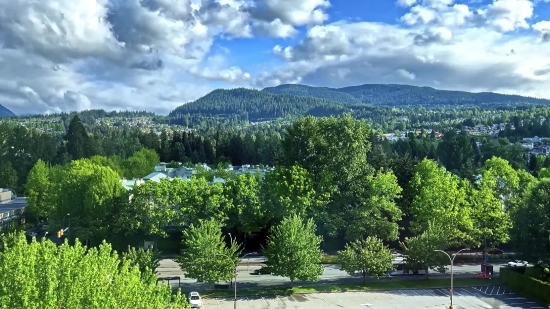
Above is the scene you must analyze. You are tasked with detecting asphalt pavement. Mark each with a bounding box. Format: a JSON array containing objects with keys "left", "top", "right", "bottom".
[
  {"left": 156, "top": 257, "right": 505, "bottom": 291},
  {"left": 201, "top": 285, "right": 543, "bottom": 309}
]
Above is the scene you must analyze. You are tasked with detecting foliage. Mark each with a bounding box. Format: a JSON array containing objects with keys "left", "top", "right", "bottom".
[
  {"left": 262, "top": 165, "right": 321, "bottom": 220},
  {"left": 0, "top": 232, "right": 188, "bottom": 309},
  {"left": 224, "top": 174, "right": 266, "bottom": 236},
  {"left": 408, "top": 159, "right": 475, "bottom": 246},
  {"left": 0, "top": 161, "right": 18, "bottom": 191},
  {"left": 122, "top": 246, "right": 161, "bottom": 276},
  {"left": 346, "top": 170, "right": 403, "bottom": 241},
  {"left": 176, "top": 219, "right": 240, "bottom": 284},
  {"left": 51, "top": 159, "right": 125, "bottom": 245},
  {"left": 25, "top": 159, "right": 53, "bottom": 220},
  {"left": 400, "top": 222, "right": 449, "bottom": 277},
  {"left": 263, "top": 215, "right": 324, "bottom": 286},
  {"left": 338, "top": 237, "right": 394, "bottom": 283},
  {"left": 469, "top": 176, "right": 511, "bottom": 248},
  {"left": 510, "top": 179, "right": 550, "bottom": 264},
  {"left": 500, "top": 267, "right": 550, "bottom": 305}
]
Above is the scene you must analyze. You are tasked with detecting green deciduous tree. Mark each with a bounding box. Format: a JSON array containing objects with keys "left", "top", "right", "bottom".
[
  {"left": 510, "top": 179, "right": 550, "bottom": 264},
  {"left": 0, "top": 232, "right": 188, "bottom": 309},
  {"left": 263, "top": 215, "right": 324, "bottom": 286},
  {"left": 346, "top": 170, "right": 403, "bottom": 241},
  {"left": 469, "top": 179, "right": 511, "bottom": 250},
  {"left": 176, "top": 219, "right": 240, "bottom": 284},
  {"left": 400, "top": 222, "right": 448, "bottom": 278},
  {"left": 25, "top": 159, "right": 53, "bottom": 220},
  {"left": 52, "top": 159, "right": 125, "bottom": 245},
  {"left": 338, "top": 237, "right": 394, "bottom": 283},
  {"left": 122, "top": 148, "right": 160, "bottom": 179},
  {"left": 262, "top": 165, "right": 325, "bottom": 220},
  {"left": 225, "top": 174, "right": 266, "bottom": 241},
  {"left": 122, "top": 246, "right": 161, "bottom": 276},
  {"left": 408, "top": 159, "right": 474, "bottom": 246}
]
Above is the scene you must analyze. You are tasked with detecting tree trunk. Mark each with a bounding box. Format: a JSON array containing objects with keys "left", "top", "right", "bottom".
[{"left": 362, "top": 272, "right": 366, "bottom": 284}]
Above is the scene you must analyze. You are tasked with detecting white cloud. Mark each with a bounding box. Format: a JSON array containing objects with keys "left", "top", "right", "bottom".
[
  {"left": 1, "top": 0, "right": 550, "bottom": 115},
  {"left": 0, "top": 0, "right": 330, "bottom": 114},
  {"left": 257, "top": 0, "right": 550, "bottom": 100}
]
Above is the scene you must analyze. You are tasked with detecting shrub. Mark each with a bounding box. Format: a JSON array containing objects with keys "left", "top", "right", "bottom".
[
  {"left": 500, "top": 267, "right": 550, "bottom": 304},
  {"left": 525, "top": 267, "right": 546, "bottom": 280}
]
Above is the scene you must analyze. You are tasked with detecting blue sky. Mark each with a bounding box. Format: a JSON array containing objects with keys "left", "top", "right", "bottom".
[{"left": 1, "top": 0, "right": 550, "bottom": 114}]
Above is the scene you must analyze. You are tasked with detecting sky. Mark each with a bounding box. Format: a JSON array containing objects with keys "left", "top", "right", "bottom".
[{"left": 1, "top": 0, "right": 550, "bottom": 115}]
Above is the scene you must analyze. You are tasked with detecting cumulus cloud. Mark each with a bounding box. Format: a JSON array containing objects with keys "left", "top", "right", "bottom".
[
  {"left": 1, "top": 0, "right": 550, "bottom": 115},
  {"left": 258, "top": 0, "right": 550, "bottom": 99},
  {"left": 0, "top": 0, "right": 330, "bottom": 114}
]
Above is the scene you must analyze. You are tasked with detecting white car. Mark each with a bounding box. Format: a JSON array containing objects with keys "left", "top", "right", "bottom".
[
  {"left": 508, "top": 260, "right": 528, "bottom": 267},
  {"left": 188, "top": 292, "right": 202, "bottom": 308}
]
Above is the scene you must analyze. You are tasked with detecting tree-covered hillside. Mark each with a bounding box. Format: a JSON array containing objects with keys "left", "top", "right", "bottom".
[
  {"left": 263, "top": 84, "right": 362, "bottom": 105},
  {"left": 168, "top": 84, "right": 550, "bottom": 127},
  {"left": 337, "top": 84, "right": 550, "bottom": 107},
  {"left": 0, "top": 104, "right": 15, "bottom": 117},
  {"left": 169, "top": 88, "right": 349, "bottom": 125}
]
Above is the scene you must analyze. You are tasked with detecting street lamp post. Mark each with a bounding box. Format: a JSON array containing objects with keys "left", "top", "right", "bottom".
[
  {"left": 434, "top": 248, "right": 469, "bottom": 309},
  {"left": 225, "top": 234, "right": 256, "bottom": 309}
]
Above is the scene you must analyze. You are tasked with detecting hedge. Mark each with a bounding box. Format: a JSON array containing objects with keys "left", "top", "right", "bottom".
[{"left": 500, "top": 267, "right": 550, "bottom": 305}]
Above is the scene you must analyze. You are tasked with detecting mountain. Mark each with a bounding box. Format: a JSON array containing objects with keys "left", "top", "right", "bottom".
[
  {"left": 264, "top": 84, "right": 550, "bottom": 107},
  {"left": 169, "top": 88, "right": 349, "bottom": 125},
  {"left": 262, "top": 84, "right": 362, "bottom": 105},
  {"left": 169, "top": 83, "right": 550, "bottom": 127},
  {"left": 0, "top": 104, "right": 15, "bottom": 117}
]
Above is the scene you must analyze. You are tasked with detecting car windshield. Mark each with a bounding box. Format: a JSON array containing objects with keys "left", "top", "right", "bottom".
[{"left": 191, "top": 296, "right": 200, "bottom": 300}]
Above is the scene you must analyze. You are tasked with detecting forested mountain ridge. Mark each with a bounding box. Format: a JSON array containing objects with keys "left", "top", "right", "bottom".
[
  {"left": 265, "top": 84, "right": 550, "bottom": 107},
  {"left": 169, "top": 88, "right": 349, "bottom": 125},
  {"left": 168, "top": 84, "right": 550, "bottom": 127},
  {"left": 0, "top": 104, "right": 15, "bottom": 117},
  {"left": 262, "top": 84, "right": 362, "bottom": 105}
]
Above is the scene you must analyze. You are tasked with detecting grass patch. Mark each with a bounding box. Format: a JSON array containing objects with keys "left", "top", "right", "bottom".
[
  {"left": 320, "top": 255, "right": 339, "bottom": 264},
  {"left": 201, "top": 277, "right": 496, "bottom": 298}
]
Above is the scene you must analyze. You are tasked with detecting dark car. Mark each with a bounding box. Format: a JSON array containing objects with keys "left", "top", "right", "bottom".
[
  {"left": 487, "top": 248, "right": 504, "bottom": 254},
  {"left": 253, "top": 265, "right": 273, "bottom": 275}
]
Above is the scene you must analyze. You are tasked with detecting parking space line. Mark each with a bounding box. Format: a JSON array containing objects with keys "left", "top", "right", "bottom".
[
  {"left": 216, "top": 299, "right": 220, "bottom": 308},
  {"left": 334, "top": 293, "right": 343, "bottom": 302},
  {"left": 261, "top": 296, "right": 268, "bottom": 305},
  {"left": 423, "top": 289, "right": 437, "bottom": 297},
  {"left": 344, "top": 292, "right": 354, "bottom": 301},
  {"left": 459, "top": 288, "right": 476, "bottom": 296},
  {"left": 397, "top": 290, "right": 407, "bottom": 297},
  {"left": 361, "top": 292, "right": 370, "bottom": 301},
  {"left": 383, "top": 291, "right": 396, "bottom": 299},
  {"left": 289, "top": 295, "right": 297, "bottom": 302},
  {"left": 490, "top": 286, "right": 496, "bottom": 295},
  {"left": 437, "top": 288, "right": 449, "bottom": 296},
  {"left": 319, "top": 293, "right": 327, "bottom": 302},
  {"left": 246, "top": 297, "right": 251, "bottom": 307},
  {"left": 411, "top": 289, "right": 421, "bottom": 296},
  {"left": 496, "top": 286, "right": 500, "bottom": 295},
  {"left": 275, "top": 295, "right": 283, "bottom": 305}
]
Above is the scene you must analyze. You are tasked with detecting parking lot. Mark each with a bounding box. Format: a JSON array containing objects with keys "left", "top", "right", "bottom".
[{"left": 202, "top": 285, "right": 544, "bottom": 309}]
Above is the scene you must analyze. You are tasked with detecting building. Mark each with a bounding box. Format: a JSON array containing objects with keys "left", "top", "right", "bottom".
[
  {"left": 0, "top": 188, "right": 28, "bottom": 231},
  {"left": 120, "top": 163, "right": 273, "bottom": 191}
]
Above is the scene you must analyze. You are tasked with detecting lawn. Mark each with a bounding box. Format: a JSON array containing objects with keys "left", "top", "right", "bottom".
[
  {"left": 201, "top": 277, "right": 496, "bottom": 298},
  {"left": 320, "top": 254, "right": 514, "bottom": 264}
]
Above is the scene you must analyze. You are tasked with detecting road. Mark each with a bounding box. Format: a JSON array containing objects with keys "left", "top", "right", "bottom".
[{"left": 156, "top": 257, "right": 505, "bottom": 291}]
